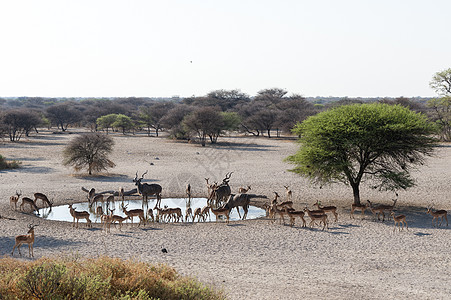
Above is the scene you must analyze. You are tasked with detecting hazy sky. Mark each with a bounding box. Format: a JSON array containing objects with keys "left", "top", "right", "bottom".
[{"left": 1, "top": 0, "right": 450, "bottom": 98}]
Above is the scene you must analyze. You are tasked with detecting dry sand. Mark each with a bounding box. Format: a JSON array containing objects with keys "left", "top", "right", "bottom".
[{"left": 1, "top": 131, "right": 451, "bottom": 299}]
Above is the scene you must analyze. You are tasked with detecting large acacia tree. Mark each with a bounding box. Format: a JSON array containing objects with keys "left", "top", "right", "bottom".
[
  {"left": 286, "top": 103, "right": 436, "bottom": 205},
  {"left": 63, "top": 133, "right": 115, "bottom": 175}
]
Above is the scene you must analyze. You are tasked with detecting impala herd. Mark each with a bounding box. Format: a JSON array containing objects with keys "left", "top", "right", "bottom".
[{"left": 7, "top": 172, "right": 450, "bottom": 257}]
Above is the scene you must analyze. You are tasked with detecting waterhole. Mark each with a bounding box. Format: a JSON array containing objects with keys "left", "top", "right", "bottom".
[{"left": 37, "top": 198, "right": 266, "bottom": 223}]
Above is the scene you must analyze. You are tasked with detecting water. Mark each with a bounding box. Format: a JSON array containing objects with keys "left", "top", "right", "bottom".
[{"left": 37, "top": 198, "right": 266, "bottom": 223}]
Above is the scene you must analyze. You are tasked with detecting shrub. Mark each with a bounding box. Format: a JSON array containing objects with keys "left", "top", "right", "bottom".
[
  {"left": 0, "top": 256, "right": 225, "bottom": 300},
  {"left": 0, "top": 154, "right": 21, "bottom": 170}
]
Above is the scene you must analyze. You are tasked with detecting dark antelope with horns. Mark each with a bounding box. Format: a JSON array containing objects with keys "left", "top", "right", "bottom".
[
  {"left": 210, "top": 172, "right": 233, "bottom": 203},
  {"left": 133, "top": 171, "right": 162, "bottom": 207}
]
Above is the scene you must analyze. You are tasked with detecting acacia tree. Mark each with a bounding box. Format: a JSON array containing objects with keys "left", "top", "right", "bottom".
[
  {"left": 46, "top": 102, "right": 83, "bottom": 131},
  {"left": 429, "top": 68, "right": 451, "bottom": 141},
  {"left": 111, "top": 114, "right": 134, "bottom": 134},
  {"left": 63, "top": 133, "right": 115, "bottom": 175},
  {"left": 286, "top": 103, "right": 436, "bottom": 205},
  {"left": 182, "top": 107, "right": 224, "bottom": 146},
  {"left": 139, "top": 102, "right": 173, "bottom": 137},
  {"left": 1, "top": 109, "right": 42, "bottom": 141},
  {"left": 96, "top": 114, "right": 118, "bottom": 134}
]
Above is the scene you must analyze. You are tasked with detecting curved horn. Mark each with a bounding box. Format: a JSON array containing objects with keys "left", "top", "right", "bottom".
[{"left": 141, "top": 170, "right": 148, "bottom": 178}]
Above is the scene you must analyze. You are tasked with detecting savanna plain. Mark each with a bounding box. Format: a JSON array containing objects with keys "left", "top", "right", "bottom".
[{"left": 1, "top": 131, "right": 450, "bottom": 299}]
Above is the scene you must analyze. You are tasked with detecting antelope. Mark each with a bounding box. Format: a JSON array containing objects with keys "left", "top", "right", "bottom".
[
  {"left": 121, "top": 203, "right": 145, "bottom": 226},
  {"left": 133, "top": 171, "right": 162, "bottom": 207},
  {"left": 105, "top": 195, "right": 114, "bottom": 204},
  {"left": 390, "top": 212, "right": 408, "bottom": 232},
  {"left": 20, "top": 197, "right": 40, "bottom": 215},
  {"left": 224, "top": 193, "right": 250, "bottom": 220},
  {"left": 68, "top": 204, "right": 92, "bottom": 228},
  {"left": 268, "top": 202, "right": 291, "bottom": 224},
  {"left": 88, "top": 188, "right": 96, "bottom": 204},
  {"left": 160, "top": 207, "right": 182, "bottom": 222},
  {"left": 10, "top": 190, "right": 22, "bottom": 210},
  {"left": 205, "top": 178, "right": 214, "bottom": 197},
  {"left": 274, "top": 205, "right": 293, "bottom": 225},
  {"left": 154, "top": 206, "right": 169, "bottom": 222},
  {"left": 304, "top": 208, "right": 328, "bottom": 230},
  {"left": 193, "top": 207, "right": 202, "bottom": 222},
  {"left": 350, "top": 203, "right": 367, "bottom": 219},
  {"left": 148, "top": 208, "right": 155, "bottom": 222},
  {"left": 286, "top": 208, "right": 306, "bottom": 227},
  {"left": 118, "top": 187, "right": 125, "bottom": 201},
  {"left": 210, "top": 172, "right": 233, "bottom": 203},
  {"left": 11, "top": 224, "right": 38, "bottom": 257},
  {"left": 210, "top": 206, "right": 232, "bottom": 223},
  {"left": 101, "top": 211, "right": 114, "bottom": 233},
  {"left": 238, "top": 185, "right": 251, "bottom": 194},
  {"left": 271, "top": 192, "right": 293, "bottom": 211},
  {"left": 426, "top": 206, "right": 448, "bottom": 227},
  {"left": 91, "top": 194, "right": 104, "bottom": 208},
  {"left": 201, "top": 205, "right": 211, "bottom": 222},
  {"left": 34, "top": 192, "right": 53, "bottom": 208},
  {"left": 185, "top": 207, "right": 193, "bottom": 222},
  {"left": 313, "top": 200, "right": 338, "bottom": 222},
  {"left": 283, "top": 185, "right": 292, "bottom": 201},
  {"left": 186, "top": 183, "right": 191, "bottom": 200},
  {"left": 277, "top": 201, "right": 294, "bottom": 210},
  {"left": 96, "top": 206, "right": 104, "bottom": 215},
  {"left": 111, "top": 214, "right": 130, "bottom": 231},
  {"left": 367, "top": 199, "right": 397, "bottom": 222}
]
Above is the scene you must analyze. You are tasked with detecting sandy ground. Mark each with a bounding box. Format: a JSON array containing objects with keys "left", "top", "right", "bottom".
[{"left": 1, "top": 131, "right": 451, "bottom": 299}]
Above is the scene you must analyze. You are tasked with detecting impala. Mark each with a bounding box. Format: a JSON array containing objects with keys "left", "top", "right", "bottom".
[
  {"left": 286, "top": 208, "right": 306, "bottom": 227},
  {"left": 426, "top": 206, "right": 448, "bottom": 227},
  {"left": 121, "top": 203, "right": 145, "bottom": 226},
  {"left": 20, "top": 197, "right": 40, "bottom": 215},
  {"left": 283, "top": 185, "right": 292, "bottom": 201},
  {"left": 350, "top": 203, "right": 367, "bottom": 219},
  {"left": 68, "top": 204, "right": 92, "bottom": 228},
  {"left": 390, "top": 212, "right": 408, "bottom": 232},
  {"left": 367, "top": 199, "right": 397, "bottom": 222},
  {"left": 34, "top": 192, "right": 53, "bottom": 208},
  {"left": 185, "top": 207, "right": 193, "bottom": 222},
  {"left": 210, "top": 206, "right": 232, "bottom": 224},
  {"left": 11, "top": 224, "right": 38, "bottom": 257},
  {"left": 313, "top": 200, "right": 338, "bottom": 222},
  {"left": 10, "top": 190, "right": 22, "bottom": 210},
  {"left": 304, "top": 208, "right": 328, "bottom": 231}
]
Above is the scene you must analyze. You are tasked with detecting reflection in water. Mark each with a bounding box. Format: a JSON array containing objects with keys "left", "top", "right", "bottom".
[{"left": 37, "top": 198, "right": 265, "bottom": 223}]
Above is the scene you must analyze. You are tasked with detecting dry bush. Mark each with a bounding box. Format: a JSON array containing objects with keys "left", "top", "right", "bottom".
[{"left": 0, "top": 256, "right": 224, "bottom": 300}]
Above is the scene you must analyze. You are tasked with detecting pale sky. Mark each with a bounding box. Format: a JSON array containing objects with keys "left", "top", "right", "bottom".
[{"left": 1, "top": 0, "right": 450, "bottom": 98}]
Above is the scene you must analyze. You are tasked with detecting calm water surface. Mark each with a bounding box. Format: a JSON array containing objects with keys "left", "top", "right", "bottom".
[{"left": 37, "top": 198, "right": 266, "bottom": 223}]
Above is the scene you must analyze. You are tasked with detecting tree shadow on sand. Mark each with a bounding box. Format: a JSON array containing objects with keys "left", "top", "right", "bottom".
[{"left": 349, "top": 205, "right": 450, "bottom": 233}]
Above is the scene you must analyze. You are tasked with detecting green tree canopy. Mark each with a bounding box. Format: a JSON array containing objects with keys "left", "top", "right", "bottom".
[
  {"left": 111, "top": 114, "right": 134, "bottom": 134},
  {"left": 63, "top": 133, "right": 115, "bottom": 175},
  {"left": 96, "top": 114, "right": 118, "bottom": 133},
  {"left": 429, "top": 68, "right": 451, "bottom": 141},
  {"left": 286, "top": 103, "right": 436, "bottom": 205}
]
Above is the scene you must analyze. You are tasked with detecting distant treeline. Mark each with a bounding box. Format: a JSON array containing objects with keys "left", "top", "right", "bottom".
[{"left": 0, "top": 88, "right": 448, "bottom": 143}]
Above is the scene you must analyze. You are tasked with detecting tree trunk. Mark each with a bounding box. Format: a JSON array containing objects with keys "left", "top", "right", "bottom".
[{"left": 351, "top": 183, "right": 361, "bottom": 205}]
